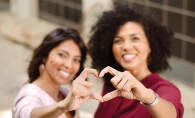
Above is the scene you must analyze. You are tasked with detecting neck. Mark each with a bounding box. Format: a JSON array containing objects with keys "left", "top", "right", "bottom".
[
  {"left": 32, "top": 73, "right": 62, "bottom": 102},
  {"left": 128, "top": 65, "right": 151, "bottom": 81}
]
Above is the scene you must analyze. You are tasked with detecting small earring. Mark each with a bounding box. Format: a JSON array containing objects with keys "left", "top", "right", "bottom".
[{"left": 39, "top": 64, "right": 45, "bottom": 75}]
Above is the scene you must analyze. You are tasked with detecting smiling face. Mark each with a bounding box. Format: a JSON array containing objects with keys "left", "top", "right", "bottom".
[
  {"left": 44, "top": 39, "right": 81, "bottom": 85},
  {"left": 112, "top": 21, "right": 151, "bottom": 72}
]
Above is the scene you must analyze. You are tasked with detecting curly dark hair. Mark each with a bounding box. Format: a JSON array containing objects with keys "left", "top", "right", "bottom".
[
  {"left": 88, "top": 0, "right": 173, "bottom": 86},
  {"left": 28, "top": 28, "right": 87, "bottom": 83}
]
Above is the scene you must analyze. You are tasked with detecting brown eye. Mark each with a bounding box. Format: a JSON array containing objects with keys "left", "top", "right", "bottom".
[
  {"left": 74, "top": 58, "right": 81, "bottom": 63},
  {"left": 113, "top": 39, "right": 123, "bottom": 44},
  {"left": 58, "top": 53, "right": 66, "bottom": 58},
  {"left": 132, "top": 37, "right": 139, "bottom": 40}
]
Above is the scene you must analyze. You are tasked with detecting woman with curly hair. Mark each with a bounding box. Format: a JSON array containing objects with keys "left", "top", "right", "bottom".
[
  {"left": 88, "top": 0, "right": 184, "bottom": 118},
  {"left": 12, "top": 28, "right": 103, "bottom": 118}
]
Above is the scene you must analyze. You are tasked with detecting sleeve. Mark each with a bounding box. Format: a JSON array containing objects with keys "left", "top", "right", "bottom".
[
  {"left": 12, "top": 95, "right": 42, "bottom": 118},
  {"left": 155, "top": 82, "right": 184, "bottom": 118}
]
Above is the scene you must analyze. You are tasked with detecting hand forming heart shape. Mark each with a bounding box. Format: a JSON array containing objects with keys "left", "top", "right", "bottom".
[
  {"left": 99, "top": 66, "right": 152, "bottom": 104},
  {"left": 64, "top": 66, "right": 153, "bottom": 111}
]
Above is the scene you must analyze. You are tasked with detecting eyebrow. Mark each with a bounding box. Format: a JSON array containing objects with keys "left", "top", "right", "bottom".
[
  {"left": 130, "top": 33, "right": 141, "bottom": 37},
  {"left": 58, "top": 50, "right": 81, "bottom": 58},
  {"left": 115, "top": 33, "right": 141, "bottom": 38}
]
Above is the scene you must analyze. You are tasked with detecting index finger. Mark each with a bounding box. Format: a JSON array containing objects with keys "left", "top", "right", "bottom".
[
  {"left": 102, "top": 89, "right": 121, "bottom": 101},
  {"left": 99, "top": 66, "right": 121, "bottom": 78},
  {"left": 77, "top": 68, "right": 98, "bottom": 80}
]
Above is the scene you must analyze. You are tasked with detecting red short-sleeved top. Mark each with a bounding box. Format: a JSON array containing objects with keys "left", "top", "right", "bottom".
[{"left": 94, "top": 73, "right": 184, "bottom": 118}]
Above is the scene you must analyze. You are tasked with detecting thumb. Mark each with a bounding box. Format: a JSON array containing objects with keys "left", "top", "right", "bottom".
[
  {"left": 89, "top": 92, "right": 103, "bottom": 102},
  {"left": 103, "top": 90, "right": 121, "bottom": 101}
]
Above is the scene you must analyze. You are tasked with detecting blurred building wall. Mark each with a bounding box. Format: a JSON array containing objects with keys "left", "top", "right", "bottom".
[{"left": 10, "top": 0, "right": 38, "bottom": 17}]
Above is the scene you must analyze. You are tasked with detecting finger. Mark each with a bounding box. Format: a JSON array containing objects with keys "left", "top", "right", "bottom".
[
  {"left": 72, "top": 80, "right": 93, "bottom": 88},
  {"left": 116, "top": 76, "right": 128, "bottom": 91},
  {"left": 123, "top": 80, "right": 132, "bottom": 92},
  {"left": 90, "top": 92, "right": 103, "bottom": 102},
  {"left": 80, "top": 80, "right": 93, "bottom": 88},
  {"left": 110, "top": 73, "right": 124, "bottom": 88},
  {"left": 72, "top": 84, "right": 90, "bottom": 97},
  {"left": 99, "top": 66, "right": 120, "bottom": 77},
  {"left": 120, "top": 91, "right": 135, "bottom": 99},
  {"left": 122, "top": 72, "right": 137, "bottom": 91},
  {"left": 77, "top": 68, "right": 98, "bottom": 80},
  {"left": 103, "top": 89, "right": 121, "bottom": 101}
]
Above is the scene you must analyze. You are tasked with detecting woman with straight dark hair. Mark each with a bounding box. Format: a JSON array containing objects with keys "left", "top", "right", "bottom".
[{"left": 12, "top": 28, "right": 103, "bottom": 118}]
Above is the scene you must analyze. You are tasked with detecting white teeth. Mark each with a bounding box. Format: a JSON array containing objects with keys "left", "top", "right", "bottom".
[
  {"left": 60, "top": 70, "right": 70, "bottom": 77},
  {"left": 123, "top": 54, "right": 135, "bottom": 60}
]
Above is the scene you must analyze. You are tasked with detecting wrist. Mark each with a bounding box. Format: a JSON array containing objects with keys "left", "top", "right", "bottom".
[
  {"left": 141, "top": 89, "right": 156, "bottom": 104},
  {"left": 140, "top": 89, "right": 159, "bottom": 107},
  {"left": 57, "top": 100, "right": 67, "bottom": 112}
]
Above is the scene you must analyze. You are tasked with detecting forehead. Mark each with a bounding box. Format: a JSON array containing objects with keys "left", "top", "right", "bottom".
[
  {"left": 117, "top": 21, "right": 145, "bottom": 35},
  {"left": 52, "top": 39, "right": 81, "bottom": 56}
]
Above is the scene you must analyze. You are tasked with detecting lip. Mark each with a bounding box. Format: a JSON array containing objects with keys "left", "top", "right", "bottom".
[{"left": 122, "top": 53, "right": 136, "bottom": 62}]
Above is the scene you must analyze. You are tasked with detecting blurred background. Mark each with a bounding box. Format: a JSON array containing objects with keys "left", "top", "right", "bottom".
[{"left": 0, "top": 0, "right": 194, "bottom": 118}]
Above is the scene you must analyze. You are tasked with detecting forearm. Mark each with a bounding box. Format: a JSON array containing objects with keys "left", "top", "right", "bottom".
[
  {"left": 31, "top": 100, "right": 67, "bottom": 118},
  {"left": 142, "top": 90, "right": 177, "bottom": 118},
  {"left": 147, "top": 98, "right": 177, "bottom": 118}
]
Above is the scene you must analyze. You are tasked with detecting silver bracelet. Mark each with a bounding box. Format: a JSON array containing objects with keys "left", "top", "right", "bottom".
[{"left": 140, "top": 90, "right": 159, "bottom": 107}]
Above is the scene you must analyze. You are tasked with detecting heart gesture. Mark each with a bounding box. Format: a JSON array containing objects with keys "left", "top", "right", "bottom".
[
  {"left": 62, "top": 68, "right": 103, "bottom": 111},
  {"left": 99, "top": 66, "right": 153, "bottom": 104}
]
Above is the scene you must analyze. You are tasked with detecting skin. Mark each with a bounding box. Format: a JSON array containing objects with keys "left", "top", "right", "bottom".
[
  {"left": 34, "top": 39, "right": 82, "bottom": 102},
  {"left": 112, "top": 21, "right": 151, "bottom": 81},
  {"left": 30, "top": 40, "right": 103, "bottom": 118},
  {"left": 31, "top": 68, "right": 103, "bottom": 118},
  {"left": 100, "top": 22, "right": 177, "bottom": 118}
]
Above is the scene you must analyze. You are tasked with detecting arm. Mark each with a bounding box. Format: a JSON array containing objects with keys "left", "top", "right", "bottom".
[
  {"left": 141, "top": 89, "right": 177, "bottom": 118},
  {"left": 100, "top": 66, "right": 179, "bottom": 118},
  {"left": 31, "top": 68, "right": 103, "bottom": 118},
  {"left": 31, "top": 101, "right": 68, "bottom": 118}
]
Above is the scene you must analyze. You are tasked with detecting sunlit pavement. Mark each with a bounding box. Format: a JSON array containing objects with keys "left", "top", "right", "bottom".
[{"left": 0, "top": 11, "right": 194, "bottom": 118}]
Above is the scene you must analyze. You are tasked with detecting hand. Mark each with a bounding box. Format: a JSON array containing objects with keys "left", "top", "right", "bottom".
[
  {"left": 62, "top": 68, "right": 103, "bottom": 111},
  {"left": 99, "top": 66, "right": 154, "bottom": 103}
]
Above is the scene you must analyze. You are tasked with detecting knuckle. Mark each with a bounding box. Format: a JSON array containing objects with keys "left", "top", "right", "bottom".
[
  {"left": 72, "top": 80, "right": 78, "bottom": 85},
  {"left": 124, "top": 71, "right": 129, "bottom": 74},
  {"left": 123, "top": 86, "right": 128, "bottom": 91},
  {"left": 110, "top": 79, "right": 117, "bottom": 85},
  {"left": 117, "top": 85, "right": 122, "bottom": 90}
]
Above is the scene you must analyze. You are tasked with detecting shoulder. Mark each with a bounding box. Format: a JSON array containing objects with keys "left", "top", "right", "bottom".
[
  {"left": 16, "top": 83, "right": 43, "bottom": 97},
  {"left": 13, "top": 84, "right": 44, "bottom": 106},
  {"left": 12, "top": 84, "right": 43, "bottom": 118},
  {"left": 142, "top": 73, "right": 181, "bottom": 98},
  {"left": 143, "top": 73, "right": 179, "bottom": 88}
]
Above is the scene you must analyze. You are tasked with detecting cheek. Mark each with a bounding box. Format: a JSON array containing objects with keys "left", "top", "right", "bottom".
[
  {"left": 72, "top": 64, "right": 80, "bottom": 76},
  {"left": 112, "top": 45, "right": 119, "bottom": 56},
  {"left": 138, "top": 45, "right": 151, "bottom": 59},
  {"left": 47, "top": 57, "right": 62, "bottom": 68},
  {"left": 75, "top": 64, "right": 80, "bottom": 72},
  {"left": 112, "top": 46, "right": 121, "bottom": 61}
]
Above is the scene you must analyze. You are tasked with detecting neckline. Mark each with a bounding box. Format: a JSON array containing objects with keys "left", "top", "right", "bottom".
[{"left": 29, "top": 83, "right": 67, "bottom": 103}]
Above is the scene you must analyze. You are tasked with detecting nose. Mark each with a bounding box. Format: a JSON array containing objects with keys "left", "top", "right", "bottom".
[
  {"left": 122, "top": 40, "right": 133, "bottom": 51},
  {"left": 64, "top": 58, "right": 73, "bottom": 69}
]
